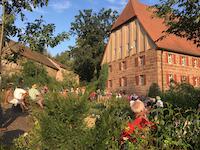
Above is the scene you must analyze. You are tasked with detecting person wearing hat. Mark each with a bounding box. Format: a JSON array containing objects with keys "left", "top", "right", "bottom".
[
  {"left": 121, "top": 100, "right": 155, "bottom": 143},
  {"left": 28, "top": 84, "right": 44, "bottom": 109}
]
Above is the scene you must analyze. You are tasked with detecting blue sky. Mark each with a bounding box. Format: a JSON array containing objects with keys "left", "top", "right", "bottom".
[{"left": 14, "top": 0, "right": 159, "bottom": 56}]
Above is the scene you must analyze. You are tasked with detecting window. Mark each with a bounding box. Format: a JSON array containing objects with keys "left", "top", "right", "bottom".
[
  {"left": 169, "top": 74, "right": 174, "bottom": 82},
  {"left": 139, "top": 55, "right": 145, "bottom": 66},
  {"left": 167, "top": 74, "right": 176, "bottom": 85},
  {"left": 193, "top": 77, "right": 198, "bottom": 86},
  {"left": 168, "top": 54, "right": 173, "bottom": 64},
  {"left": 109, "top": 65, "right": 112, "bottom": 72},
  {"left": 181, "top": 56, "right": 186, "bottom": 66},
  {"left": 108, "top": 80, "right": 112, "bottom": 88},
  {"left": 119, "top": 78, "right": 122, "bottom": 87},
  {"left": 139, "top": 75, "right": 146, "bottom": 86},
  {"left": 193, "top": 59, "right": 198, "bottom": 67},
  {"left": 122, "top": 77, "right": 127, "bottom": 87},
  {"left": 119, "top": 62, "right": 122, "bottom": 70},
  {"left": 181, "top": 75, "right": 189, "bottom": 83},
  {"left": 122, "top": 61, "right": 127, "bottom": 70}
]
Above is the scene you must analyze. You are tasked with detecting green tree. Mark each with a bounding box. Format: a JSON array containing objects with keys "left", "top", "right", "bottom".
[
  {"left": 153, "top": 0, "right": 200, "bottom": 47},
  {"left": 18, "top": 17, "right": 69, "bottom": 53},
  {"left": 0, "top": 0, "right": 48, "bottom": 88},
  {"left": 55, "top": 51, "right": 73, "bottom": 69},
  {"left": 70, "top": 9, "right": 118, "bottom": 82}
]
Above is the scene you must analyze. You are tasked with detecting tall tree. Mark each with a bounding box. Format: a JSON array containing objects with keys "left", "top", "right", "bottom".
[
  {"left": 55, "top": 51, "right": 73, "bottom": 69},
  {"left": 0, "top": 0, "right": 48, "bottom": 88},
  {"left": 152, "top": 0, "right": 200, "bottom": 47},
  {"left": 18, "top": 17, "right": 68, "bottom": 53},
  {"left": 70, "top": 9, "right": 118, "bottom": 82}
]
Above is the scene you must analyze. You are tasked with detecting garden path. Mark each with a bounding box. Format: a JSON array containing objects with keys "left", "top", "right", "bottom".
[{"left": 0, "top": 104, "right": 33, "bottom": 146}]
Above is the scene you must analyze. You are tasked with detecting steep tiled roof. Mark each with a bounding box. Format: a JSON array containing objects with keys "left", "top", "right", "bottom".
[{"left": 111, "top": 0, "right": 200, "bottom": 56}]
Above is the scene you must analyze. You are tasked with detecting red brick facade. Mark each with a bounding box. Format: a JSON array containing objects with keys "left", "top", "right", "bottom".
[
  {"left": 106, "top": 50, "right": 200, "bottom": 95},
  {"left": 102, "top": 0, "right": 200, "bottom": 95}
]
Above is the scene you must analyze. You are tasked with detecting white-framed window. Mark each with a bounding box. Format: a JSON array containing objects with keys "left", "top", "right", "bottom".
[
  {"left": 139, "top": 55, "right": 145, "bottom": 66},
  {"left": 181, "top": 56, "right": 186, "bottom": 66},
  {"left": 194, "top": 59, "right": 198, "bottom": 67},
  {"left": 169, "top": 74, "right": 174, "bottom": 82},
  {"left": 168, "top": 54, "right": 173, "bottom": 64},
  {"left": 193, "top": 77, "right": 198, "bottom": 86},
  {"left": 181, "top": 76, "right": 187, "bottom": 82}
]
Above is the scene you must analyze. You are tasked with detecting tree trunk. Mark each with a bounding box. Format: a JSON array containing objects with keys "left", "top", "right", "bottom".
[{"left": 0, "top": 0, "right": 6, "bottom": 90}]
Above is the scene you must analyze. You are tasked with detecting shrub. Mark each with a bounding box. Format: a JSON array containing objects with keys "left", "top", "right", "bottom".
[
  {"left": 14, "top": 95, "right": 200, "bottom": 149},
  {"left": 148, "top": 83, "right": 161, "bottom": 98},
  {"left": 22, "top": 60, "right": 51, "bottom": 86},
  {"left": 14, "top": 93, "right": 90, "bottom": 149},
  {"left": 162, "top": 83, "right": 200, "bottom": 109},
  {"left": 85, "top": 99, "right": 132, "bottom": 149}
]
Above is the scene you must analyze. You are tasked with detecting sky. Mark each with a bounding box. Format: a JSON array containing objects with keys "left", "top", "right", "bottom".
[{"left": 13, "top": 0, "right": 160, "bottom": 56}]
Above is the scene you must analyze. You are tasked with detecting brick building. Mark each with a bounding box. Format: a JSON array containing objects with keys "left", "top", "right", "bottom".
[{"left": 101, "top": 0, "right": 200, "bottom": 95}]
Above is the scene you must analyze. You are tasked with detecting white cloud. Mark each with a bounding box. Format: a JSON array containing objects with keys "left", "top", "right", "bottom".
[{"left": 50, "top": 0, "right": 71, "bottom": 12}]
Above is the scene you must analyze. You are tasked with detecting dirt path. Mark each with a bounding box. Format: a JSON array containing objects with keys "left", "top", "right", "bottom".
[{"left": 0, "top": 104, "right": 34, "bottom": 147}]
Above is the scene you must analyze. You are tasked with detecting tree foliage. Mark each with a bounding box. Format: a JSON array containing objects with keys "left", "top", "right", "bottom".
[
  {"left": 153, "top": 0, "right": 200, "bottom": 47},
  {"left": 1, "top": 0, "right": 49, "bottom": 39},
  {"left": 18, "top": 17, "right": 69, "bottom": 53},
  {"left": 70, "top": 9, "right": 118, "bottom": 82},
  {"left": 55, "top": 51, "right": 73, "bottom": 69},
  {"left": 148, "top": 83, "right": 161, "bottom": 98}
]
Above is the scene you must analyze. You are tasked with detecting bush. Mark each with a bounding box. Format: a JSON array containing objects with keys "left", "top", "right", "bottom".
[
  {"left": 22, "top": 60, "right": 51, "bottom": 86},
  {"left": 14, "top": 95, "right": 200, "bottom": 149},
  {"left": 127, "top": 103, "right": 200, "bottom": 150},
  {"left": 162, "top": 83, "right": 200, "bottom": 109},
  {"left": 148, "top": 83, "right": 161, "bottom": 98}
]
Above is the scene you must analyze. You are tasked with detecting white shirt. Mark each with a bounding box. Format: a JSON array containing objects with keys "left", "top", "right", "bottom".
[
  {"left": 14, "top": 88, "right": 27, "bottom": 100},
  {"left": 156, "top": 100, "right": 164, "bottom": 108}
]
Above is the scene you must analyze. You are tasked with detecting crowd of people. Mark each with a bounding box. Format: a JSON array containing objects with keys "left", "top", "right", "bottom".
[{"left": 0, "top": 80, "right": 174, "bottom": 145}]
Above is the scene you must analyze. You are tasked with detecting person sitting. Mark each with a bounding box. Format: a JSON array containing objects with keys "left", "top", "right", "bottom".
[
  {"left": 3, "top": 83, "right": 14, "bottom": 105},
  {"left": 9, "top": 87, "right": 28, "bottom": 112},
  {"left": 28, "top": 84, "right": 44, "bottom": 109},
  {"left": 121, "top": 100, "right": 155, "bottom": 144}
]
